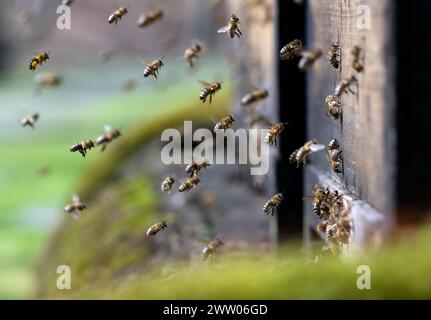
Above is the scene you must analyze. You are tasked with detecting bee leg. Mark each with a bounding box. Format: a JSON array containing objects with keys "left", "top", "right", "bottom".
[
  {"left": 209, "top": 94, "right": 213, "bottom": 104},
  {"left": 79, "top": 150, "right": 86, "bottom": 158},
  {"left": 101, "top": 144, "right": 107, "bottom": 152}
]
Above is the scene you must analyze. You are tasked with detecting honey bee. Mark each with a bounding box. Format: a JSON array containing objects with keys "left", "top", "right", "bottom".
[
  {"left": 202, "top": 238, "right": 224, "bottom": 261},
  {"left": 289, "top": 140, "right": 325, "bottom": 168},
  {"left": 142, "top": 58, "right": 164, "bottom": 79},
  {"left": 351, "top": 46, "right": 364, "bottom": 73},
  {"left": 335, "top": 75, "right": 357, "bottom": 97},
  {"left": 298, "top": 49, "right": 322, "bottom": 71},
  {"left": 35, "top": 72, "right": 62, "bottom": 89},
  {"left": 264, "top": 122, "right": 286, "bottom": 146},
  {"left": 199, "top": 81, "right": 222, "bottom": 104},
  {"left": 185, "top": 160, "right": 210, "bottom": 177},
  {"left": 327, "top": 138, "right": 343, "bottom": 173},
  {"left": 325, "top": 95, "right": 342, "bottom": 120},
  {"left": 146, "top": 220, "right": 168, "bottom": 236},
  {"left": 70, "top": 140, "right": 95, "bottom": 158},
  {"left": 328, "top": 42, "right": 340, "bottom": 69},
  {"left": 108, "top": 6, "right": 128, "bottom": 25},
  {"left": 161, "top": 176, "right": 175, "bottom": 194},
  {"left": 21, "top": 112, "right": 39, "bottom": 129},
  {"left": 122, "top": 79, "right": 137, "bottom": 92},
  {"left": 217, "top": 14, "right": 242, "bottom": 39},
  {"left": 184, "top": 41, "right": 203, "bottom": 68},
  {"left": 214, "top": 115, "right": 235, "bottom": 132},
  {"left": 240, "top": 87, "right": 268, "bottom": 106},
  {"left": 29, "top": 51, "right": 49, "bottom": 71},
  {"left": 64, "top": 193, "right": 87, "bottom": 220},
  {"left": 95, "top": 125, "right": 121, "bottom": 151},
  {"left": 137, "top": 8, "right": 163, "bottom": 28},
  {"left": 178, "top": 174, "right": 201, "bottom": 192},
  {"left": 263, "top": 193, "right": 284, "bottom": 216},
  {"left": 98, "top": 49, "right": 114, "bottom": 63},
  {"left": 280, "top": 39, "right": 303, "bottom": 61}
]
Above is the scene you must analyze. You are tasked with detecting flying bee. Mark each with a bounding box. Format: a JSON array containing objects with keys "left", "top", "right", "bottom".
[
  {"left": 141, "top": 58, "right": 164, "bottom": 79},
  {"left": 264, "top": 122, "right": 286, "bottom": 146},
  {"left": 29, "top": 51, "right": 49, "bottom": 71},
  {"left": 201, "top": 238, "right": 224, "bottom": 261},
  {"left": 327, "top": 138, "right": 343, "bottom": 173},
  {"left": 35, "top": 72, "right": 62, "bottom": 89},
  {"left": 70, "top": 140, "right": 95, "bottom": 158},
  {"left": 325, "top": 95, "right": 342, "bottom": 120},
  {"left": 64, "top": 193, "right": 87, "bottom": 220},
  {"left": 335, "top": 75, "right": 357, "bottom": 97},
  {"left": 146, "top": 219, "right": 168, "bottom": 236},
  {"left": 280, "top": 39, "right": 303, "bottom": 61},
  {"left": 108, "top": 6, "right": 128, "bottom": 24},
  {"left": 289, "top": 140, "right": 325, "bottom": 168},
  {"left": 240, "top": 87, "right": 268, "bottom": 106},
  {"left": 21, "top": 112, "right": 39, "bottom": 129},
  {"left": 263, "top": 193, "right": 284, "bottom": 216},
  {"left": 95, "top": 125, "right": 121, "bottom": 151},
  {"left": 199, "top": 80, "right": 222, "bottom": 104},
  {"left": 217, "top": 14, "right": 242, "bottom": 39},
  {"left": 185, "top": 160, "right": 210, "bottom": 177},
  {"left": 137, "top": 8, "right": 163, "bottom": 28},
  {"left": 161, "top": 176, "right": 175, "bottom": 194},
  {"left": 184, "top": 41, "right": 203, "bottom": 68},
  {"left": 328, "top": 42, "right": 340, "bottom": 69},
  {"left": 351, "top": 46, "right": 364, "bottom": 73},
  {"left": 178, "top": 174, "right": 201, "bottom": 192},
  {"left": 298, "top": 49, "right": 322, "bottom": 71},
  {"left": 214, "top": 115, "right": 235, "bottom": 132}
]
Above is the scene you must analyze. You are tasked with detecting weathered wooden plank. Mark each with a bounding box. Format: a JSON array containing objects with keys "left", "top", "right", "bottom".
[{"left": 304, "top": 0, "right": 396, "bottom": 247}]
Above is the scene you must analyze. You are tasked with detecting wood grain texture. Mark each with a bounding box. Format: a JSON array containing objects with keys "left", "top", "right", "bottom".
[{"left": 304, "top": 0, "right": 396, "bottom": 246}]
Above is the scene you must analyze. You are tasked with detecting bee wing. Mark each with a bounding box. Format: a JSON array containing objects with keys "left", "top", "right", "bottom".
[
  {"left": 70, "top": 212, "right": 80, "bottom": 220},
  {"left": 103, "top": 124, "right": 113, "bottom": 132},
  {"left": 309, "top": 144, "right": 325, "bottom": 153},
  {"left": 72, "top": 193, "right": 80, "bottom": 203},
  {"left": 217, "top": 25, "right": 230, "bottom": 33},
  {"left": 198, "top": 80, "right": 211, "bottom": 86}
]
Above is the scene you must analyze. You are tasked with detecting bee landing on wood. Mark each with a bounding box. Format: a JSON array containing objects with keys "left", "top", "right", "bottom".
[
  {"left": 202, "top": 238, "right": 224, "bottom": 261},
  {"left": 178, "top": 174, "right": 201, "bottom": 192},
  {"left": 310, "top": 185, "right": 331, "bottom": 220},
  {"left": 264, "top": 122, "right": 286, "bottom": 146},
  {"left": 335, "top": 75, "right": 357, "bottom": 97},
  {"left": 95, "top": 125, "right": 121, "bottom": 151},
  {"left": 240, "top": 88, "right": 268, "bottom": 106},
  {"left": 70, "top": 140, "right": 95, "bottom": 158},
  {"left": 289, "top": 140, "right": 325, "bottom": 168},
  {"left": 328, "top": 42, "right": 340, "bottom": 69},
  {"left": 351, "top": 46, "right": 364, "bottom": 73},
  {"left": 141, "top": 58, "right": 164, "bottom": 79},
  {"left": 184, "top": 41, "right": 203, "bottom": 68},
  {"left": 108, "top": 6, "right": 128, "bottom": 24},
  {"left": 146, "top": 220, "right": 168, "bottom": 236},
  {"left": 137, "top": 8, "right": 163, "bottom": 28},
  {"left": 214, "top": 115, "right": 235, "bottom": 132},
  {"left": 298, "top": 49, "right": 322, "bottom": 71},
  {"left": 327, "top": 138, "right": 343, "bottom": 173},
  {"left": 199, "top": 81, "right": 222, "bottom": 104},
  {"left": 325, "top": 95, "right": 342, "bottom": 120},
  {"left": 29, "top": 51, "right": 49, "bottom": 71},
  {"left": 280, "top": 39, "right": 303, "bottom": 61},
  {"left": 263, "top": 193, "right": 284, "bottom": 216},
  {"left": 217, "top": 14, "right": 242, "bottom": 39},
  {"left": 161, "top": 176, "right": 175, "bottom": 194},
  {"left": 185, "top": 160, "right": 210, "bottom": 178},
  {"left": 21, "top": 112, "right": 39, "bottom": 129},
  {"left": 64, "top": 193, "right": 86, "bottom": 220}
]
